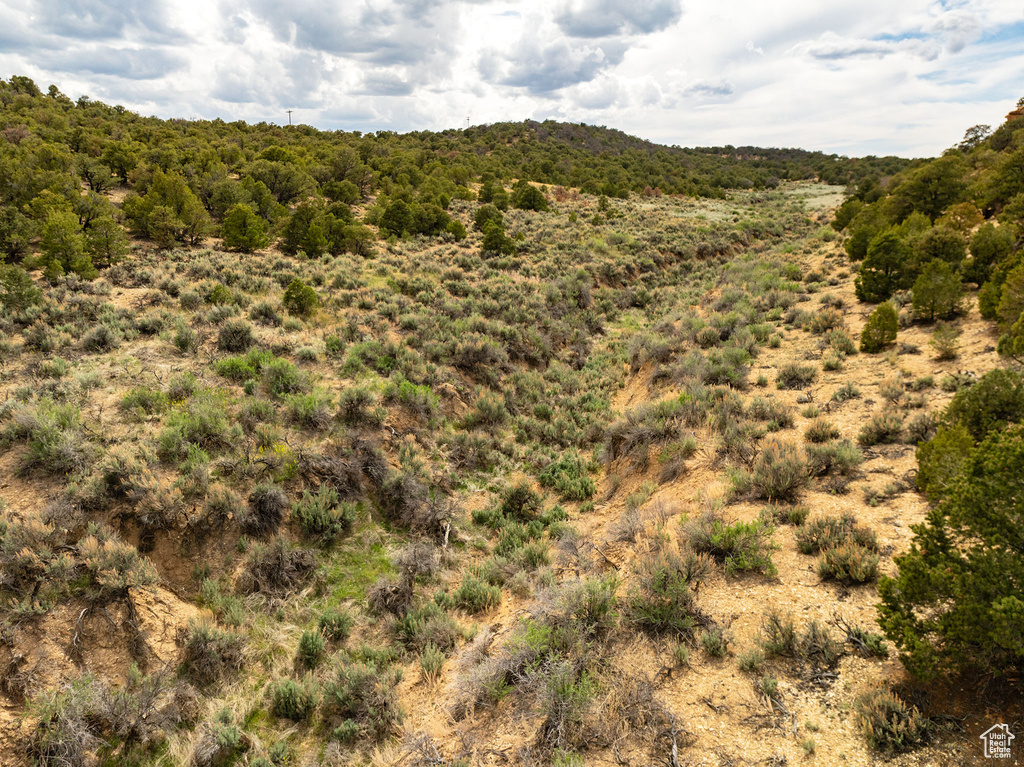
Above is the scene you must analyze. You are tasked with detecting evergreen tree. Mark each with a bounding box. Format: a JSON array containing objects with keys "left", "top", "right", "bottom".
[
  {"left": 856, "top": 230, "right": 912, "bottom": 302},
  {"left": 912, "top": 260, "right": 963, "bottom": 321},
  {"left": 860, "top": 302, "right": 898, "bottom": 352},
  {"left": 222, "top": 204, "right": 270, "bottom": 253},
  {"left": 879, "top": 423, "right": 1024, "bottom": 679},
  {"left": 39, "top": 210, "right": 95, "bottom": 281}
]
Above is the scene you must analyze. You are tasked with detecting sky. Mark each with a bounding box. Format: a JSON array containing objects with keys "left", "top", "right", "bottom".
[{"left": 2, "top": 0, "right": 1023, "bottom": 157}]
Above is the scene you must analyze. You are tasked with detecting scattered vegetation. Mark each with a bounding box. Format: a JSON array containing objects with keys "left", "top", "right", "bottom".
[{"left": 1, "top": 73, "right": 1019, "bottom": 765}]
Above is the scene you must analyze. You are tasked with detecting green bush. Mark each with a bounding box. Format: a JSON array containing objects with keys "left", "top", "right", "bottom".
[
  {"left": 179, "top": 621, "right": 246, "bottom": 686},
  {"left": 393, "top": 602, "right": 460, "bottom": 653},
  {"left": 318, "top": 609, "right": 354, "bottom": 642},
  {"left": 297, "top": 629, "right": 325, "bottom": 670},
  {"left": 453, "top": 574, "right": 501, "bottom": 613},
  {"left": 804, "top": 419, "right": 840, "bottom": 443},
  {"left": 157, "top": 395, "right": 231, "bottom": 461},
  {"left": 860, "top": 302, "right": 898, "bottom": 353},
  {"left": 538, "top": 451, "right": 596, "bottom": 501},
  {"left": 81, "top": 324, "right": 119, "bottom": 352},
  {"left": 796, "top": 513, "right": 877, "bottom": 555},
  {"left": 462, "top": 391, "right": 508, "bottom": 430},
  {"left": 497, "top": 482, "right": 543, "bottom": 523},
  {"left": 759, "top": 609, "right": 798, "bottom": 657},
  {"left": 700, "top": 628, "right": 729, "bottom": 657},
  {"left": 832, "top": 382, "right": 860, "bottom": 402},
  {"left": 119, "top": 387, "right": 168, "bottom": 418},
  {"left": 684, "top": 513, "right": 777, "bottom": 576},
  {"left": 270, "top": 678, "right": 318, "bottom": 721},
  {"left": 337, "top": 386, "right": 380, "bottom": 426},
  {"left": 324, "top": 662, "right": 404, "bottom": 741},
  {"left": 805, "top": 439, "right": 862, "bottom": 477},
  {"left": 293, "top": 487, "right": 355, "bottom": 544},
  {"left": 420, "top": 643, "right": 446, "bottom": 683},
  {"left": 286, "top": 391, "right": 333, "bottom": 431},
  {"left": 215, "top": 349, "right": 276, "bottom": 382},
  {"left": 263, "top": 358, "right": 307, "bottom": 397},
  {"left": 825, "top": 329, "right": 858, "bottom": 355},
  {"left": 283, "top": 278, "right": 319, "bottom": 318}
]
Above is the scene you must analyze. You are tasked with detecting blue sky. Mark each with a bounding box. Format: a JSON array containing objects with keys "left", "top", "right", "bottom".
[{"left": 1, "top": 0, "right": 1022, "bottom": 157}]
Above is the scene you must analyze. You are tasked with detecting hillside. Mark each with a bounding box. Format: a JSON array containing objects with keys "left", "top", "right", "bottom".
[{"left": 0, "top": 76, "right": 1022, "bottom": 767}]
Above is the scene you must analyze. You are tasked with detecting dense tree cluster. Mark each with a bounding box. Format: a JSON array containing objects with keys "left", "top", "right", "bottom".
[{"left": 834, "top": 106, "right": 1024, "bottom": 357}]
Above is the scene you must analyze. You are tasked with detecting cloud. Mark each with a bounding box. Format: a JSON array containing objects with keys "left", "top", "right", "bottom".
[
  {"left": 555, "top": 0, "right": 682, "bottom": 38},
  {"left": 569, "top": 76, "right": 625, "bottom": 109},
  {"left": 241, "top": 0, "right": 460, "bottom": 67},
  {"left": 786, "top": 30, "right": 938, "bottom": 61},
  {"left": 0, "top": 2, "right": 38, "bottom": 52},
  {"left": 37, "top": 46, "right": 186, "bottom": 80},
  {"left": 484, "top": 37, "right": 627, "bottom": 94},
  {"left": 685, "top": 79, "right": 734, "bottom": 98},
  {"left": 925, "top": 10, "right": 982, "bottom": 53},
  {"left": 358, "top": 71, "right": 415, "bottom": 96},
  {"left": 33, "top": 0, "right": 182, "bottom": 42}
]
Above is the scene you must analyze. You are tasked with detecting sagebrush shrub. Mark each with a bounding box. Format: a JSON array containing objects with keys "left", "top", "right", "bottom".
[
  {"left": 244, "top": 482, "right": 288, "bottom": 537},
  {"left": 776, "top": 363, "right": 818, "bottom": 389},
  {"left": 318, "top": 609, "right": 354, "bottom": 642},
  {"left": 858, "top": 412, "right": 904, "bottom": 446},
  {"left": 804, "top": 419, "right": 840, "bottom": 443},
  {"left": 180, "top": 621, "right": 246, "bottom": 686},
  {"left": 453, "top": 574, "right": 501, "bottom": 613},
  {"left": 293, "top": 487, "right": 355, "bottom": 543},
  {"left": 817, "top": 543, "right": 880, "bottom": 584},
  {"left": 626, "top": 545, "right": 712, "bottom": 638},
  {"left": 324, "top": 662, "right": 404, "bottom": 741},
  {"left": 855, "top": 690, "right": 930, "bottom": 754},
  {"left": 217, "top": 319, "right": 255, "bottom": 352},
  {"left": 796, "top": 513, "right": 877, "bottom": 555},
  {"left": 538, "top": 451, "right": 595, "bottom": 501},
  {"left": 684, "top": 513, "right": 777, "bottom": 576},
  {"left": 748, "top": 439, "right": 808, "bottom": 502}
]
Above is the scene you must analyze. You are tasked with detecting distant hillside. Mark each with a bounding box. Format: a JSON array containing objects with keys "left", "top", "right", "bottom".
[{"left": 420, "top": 119, "right": 911, "bottom": 196}]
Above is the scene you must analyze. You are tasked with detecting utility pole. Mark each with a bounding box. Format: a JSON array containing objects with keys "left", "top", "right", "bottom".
[{"left": 287, "top": 110, "right": 293, "bottom": 126}]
